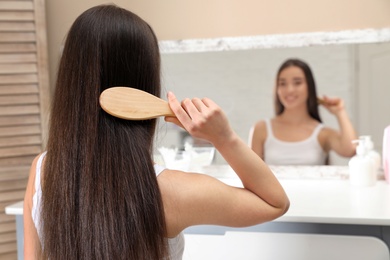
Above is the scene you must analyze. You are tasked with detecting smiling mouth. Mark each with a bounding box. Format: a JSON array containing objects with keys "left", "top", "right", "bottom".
[{"left": 284, "top": 96, "right": 297, "bottom": 102}]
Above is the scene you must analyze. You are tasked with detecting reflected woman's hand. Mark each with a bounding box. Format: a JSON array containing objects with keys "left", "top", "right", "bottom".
[{"left": 320, "top": 95, "right": 345, "bottom": 115}]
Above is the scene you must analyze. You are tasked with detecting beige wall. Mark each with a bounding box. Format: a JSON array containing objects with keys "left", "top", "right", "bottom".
[{"left": 45, "top": 0, "right": 390, "bottom": 89}]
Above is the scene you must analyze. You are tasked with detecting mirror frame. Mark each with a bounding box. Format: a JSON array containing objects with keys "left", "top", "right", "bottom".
[{"left": 159, "top": 28, "right": 390, "bottom": 53}]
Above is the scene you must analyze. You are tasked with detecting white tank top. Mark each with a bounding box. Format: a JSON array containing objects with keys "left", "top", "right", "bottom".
[
  {"left": 263, "top": 119, "right": 327, "bottom": 165},
  {"left": 32, "top": 152, "right": 184, "bottom": 260}
]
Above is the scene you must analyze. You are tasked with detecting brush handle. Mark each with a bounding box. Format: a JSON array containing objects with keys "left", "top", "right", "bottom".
[{"left": 99, "top": 87, "right": 175, "bottom": 120}]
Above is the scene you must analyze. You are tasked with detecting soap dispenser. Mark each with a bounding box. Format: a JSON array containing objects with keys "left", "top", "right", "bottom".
[
  {"left": 383, "top": 126, "right": 390, "bottom": 184},
  {"left": 348, "top": 139, "right": 376, "bottom": 187},
  {"left": 360, "top": 135, "right": 381, "bottom": 172}
]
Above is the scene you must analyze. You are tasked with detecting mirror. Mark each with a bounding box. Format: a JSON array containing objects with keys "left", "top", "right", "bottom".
[{"left": 155, "top": 29, "right": 390, "bottom": 166}]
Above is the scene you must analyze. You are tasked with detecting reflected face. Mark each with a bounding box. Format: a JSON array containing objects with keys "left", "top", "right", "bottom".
[{"left": 277, "top": 66, "right": 308, "bottom": 110}]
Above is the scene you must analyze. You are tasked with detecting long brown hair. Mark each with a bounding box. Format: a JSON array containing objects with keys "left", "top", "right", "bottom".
[
  {"left": 41, "top": 5, "right": 167, "bottom": 259},
  {"left": 274, "top": 58, "right": 322, "bottom": 123}
]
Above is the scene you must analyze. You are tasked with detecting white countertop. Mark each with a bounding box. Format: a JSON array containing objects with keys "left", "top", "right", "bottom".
[
  {"left": 276, "top": 179, "right": 390, "bottom": 226},
  {"left": 5, "top": 200, "right": 23, "bottom": 215},
  {"left": 6, "top": 165, "right": 390, "bottom": 226},
  {"left": 202, "top": 165, "right": 390, "bottom": 226}
]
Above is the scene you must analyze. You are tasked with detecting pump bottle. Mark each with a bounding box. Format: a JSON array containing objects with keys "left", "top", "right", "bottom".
[
  {"left": 348, "top": 139, "right": 376, "bottom": 187},
  {"left": 360, "top": 135, "right": 381, "bottom": 172}
]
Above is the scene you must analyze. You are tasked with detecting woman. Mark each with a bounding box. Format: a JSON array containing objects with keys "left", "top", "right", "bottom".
[
  {"left": 23, "top": 4, "right": 289, "bottom": 259},
  {"left": 249, "top": 58, "right": 357, "bottom": 165}
]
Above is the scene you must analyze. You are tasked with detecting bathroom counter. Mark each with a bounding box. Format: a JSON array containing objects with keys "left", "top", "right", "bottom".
[
  {"left": 278, "top": 179, "right": 390, "bottom": 226},
  {"left": 199, "top": 165, "right": 390, "bottom": 226},
  {"left": 185, "top": 164, "right": 390, "bottom": 256},
  {"left": 202, "top": 164, "right": 379, "bottom": 180},
  {"left": 6, "top": 165, "right": 390, "bottom": 259}
]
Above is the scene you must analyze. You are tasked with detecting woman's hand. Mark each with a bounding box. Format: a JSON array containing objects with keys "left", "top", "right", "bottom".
[
  {"left": 164, "top": 92, "right": 234, "bottom": 147},
  {"left": 319, "top": 95, "right": 345, "bottom": 115}
]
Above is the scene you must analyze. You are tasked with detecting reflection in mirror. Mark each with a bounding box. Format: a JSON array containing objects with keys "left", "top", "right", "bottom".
[{"left": 155, "top": 40, "right": 390, "bottom": 166}]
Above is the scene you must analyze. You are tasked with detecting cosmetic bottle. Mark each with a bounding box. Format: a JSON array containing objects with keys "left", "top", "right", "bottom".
[
  {"left": 348, "top": 139, "right": 376, "bottom": 187},
  {"left": 383, "top": 126, "right": 390, "bottom": 184},
  {"left": 360, "top": 135, "right": 381, "bottom": 172}
]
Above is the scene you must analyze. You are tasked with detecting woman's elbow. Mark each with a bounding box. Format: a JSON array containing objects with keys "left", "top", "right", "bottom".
[
  {"left": 275, "top": 197, "right": 290, "bottom": 218},
  {"left": 338, "top": 146, "right": 356, "bottom": 158},
  {"left": 281, "top": 198, "right": 290, "bottom": 215},
  {"left": 265, "top": 197, "right": 290, "bottom": 221}
]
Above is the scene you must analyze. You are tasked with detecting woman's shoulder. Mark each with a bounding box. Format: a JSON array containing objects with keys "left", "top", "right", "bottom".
[
  {"left": 157, "top": 169, "right": 223, "bottom": 237},
  {"left": 252, "top": 119, "right": 270, "bottom": 131},
  {"left": 250, "top": 118, "right": 272, "bottom": 143},
  {"left": 318, "top": 125, "right": 338, "bottom": 136},
  {"left": 24, "top": 153, "right": 45, "bottom": 212},
  {"left": 317, "top": 126, "right": 339, "bottom": 150},
  {"left": 157, "top": 169, "right": 215, "bottom": 189},
  {"left": 31, "top": 152, "right": 43, "bottom": 165},
  {"left": 28, "top": 153, "right": 45, "bottom": 181}
]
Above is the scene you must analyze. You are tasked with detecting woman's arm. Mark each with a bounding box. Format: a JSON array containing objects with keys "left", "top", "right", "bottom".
[
  {"left": 248, "top": 121, "right": 267, "bottom": 160},
  {"left": 23, "top": 155, "right": 41, "bottom": 259},
  {"left": 163, "top": 92, "right": 289, "bottom": 236},
  {"left": 320, "top": 96, "right": 357, "bottom": 157}
]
